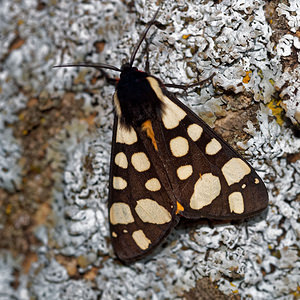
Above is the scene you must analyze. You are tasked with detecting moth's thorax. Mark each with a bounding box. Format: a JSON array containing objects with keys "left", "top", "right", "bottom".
[{"left": 114, "top": 67, "right": 163, "bottom": 127}]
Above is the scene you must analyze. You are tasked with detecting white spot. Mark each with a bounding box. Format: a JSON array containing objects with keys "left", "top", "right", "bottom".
[
  {"left": 242, "top": 184, "right": 246, "bottom": 189},
  {"left": 255, "top": 178, "right": 259, "bottom": 184},
  {"left": 145, "top": 178, "right": 161, "bottom": 191},
  {"left": 131, "top": 152, "right": 151, "bottom": 172},
  {"left": 177, "top": 165, "right": 193, "bottom": 180},
  {"left": 205, "top": 138, "right": 222, "bottom": 155},
  {"left": 116, "top": 122, "right": 137, "bottom": 145},
  {"left": 113, "top": 93, "right": 122, "bottom": 117},
  {"left": 113, "top": 176, "right": 127, "bottom": 190},
  {"left": 169, "top": 136, "right": 189, "bottom": 157},
  {"left": 187, "top": 124, "right": 203, "bottom": 141},
  {"left": 228, "top": 192, "right": 244, "bottom": 214},
  {"left": 110, "top": 203, "right": 134, "bottom": 225},
  {"left": 221, "top": 158, "right": 251, "bottom": 186},
  {"left": 190, "top": 173, "right": 221, "bottom": 210},
  {"left": 147, "top": 77, "right": 187, "bottom": 129},
  {"left": 132, "top": 230, "right": 151, "bottom": 250},
  {"left": 161, "top": 97, "right": 187, "bottom": 129},
  {"left": 115, "top": 152, "right": 128, "bottom": 169},
  {"left": 123, "top": 229, "right": 128, "bottom": 233},
  {"left": 135, "top": 199, "right": 171, "bottom": 224},
  {"left": 112, "top": 232, "right": 117, "bottom": 238}
]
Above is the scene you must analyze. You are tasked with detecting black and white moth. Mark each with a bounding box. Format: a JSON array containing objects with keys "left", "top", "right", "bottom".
[{"left": 55, "top": 9, "right": 268, "bottom": 263}]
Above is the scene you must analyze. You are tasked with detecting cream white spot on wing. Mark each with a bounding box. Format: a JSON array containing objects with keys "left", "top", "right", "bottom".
[
  {"left": 221, "top": 158, "right": 251, "bottom": 186},
  {"left": 228, "top": 192, "right": 244, "bottom": 214},
  {"left": 242, "top": 184, "right": 246, "bottom": 189},
  {"left": 131, "top": 152, "right": 151, "bottom": 172},
  {"left": 254, "top": 178, "right": 259, "bottom": 184},
  {"left": 110, "top": 203, "right": 134, "bottom": 225},
  {"left": 187, "top": 124, "right": 203, "bottom": 141},
  {"left": 123, "top": 229, "right": 128, "bottom": 233},
  {"left": 161, "top": 97, "right": 187, "bottom": 129},
  {"left": 177, "top": 165, "right": 193, "bottom": 180},
  {"left": 190, "top": 173, "right": 221, "bottom": 210},
  {"left": 135, "top": 198, "right": 171, "bottom": 224},
  {"left": 113, "top": 176, "right": 127, "bottom": 190},
  {"left": 112, "top": 232, "right": 117, "bottom": 238},
  {"left": 132, "top": 230, "right": 151, "bottom": 250},
  {"left": 145, "top": 178, "right": 161, "bottom": 192},
  {"left": 115, "top": 152, "right": 128, "bottom": 169},
  {"left": 113, "top": 92, "right": 122, "bottom": 117},
  {"left": 169, "top": 136, "right": 189, "bottom": 157},
  {"left": 116, "top": 122, "right": 137, "bottom": 145},
  {"left": 205, "top": 138, "right": 222, "bottom": 155},
  {"left": 146, "top": 77, "right": 187, "bottom": 129}
]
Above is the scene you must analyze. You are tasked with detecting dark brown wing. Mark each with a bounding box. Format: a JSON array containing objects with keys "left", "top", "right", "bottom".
[
  {"left": 146, "top": 76, "right": 268, "bottom": 220},
  {"left": 108, "top": 115, "right": 179, "bottom": 263}
]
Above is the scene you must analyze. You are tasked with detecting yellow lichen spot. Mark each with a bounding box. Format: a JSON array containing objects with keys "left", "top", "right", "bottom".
[
  {"left": 267, "top": 98, "right": 284, "bottom": 126},
  {"left": 176, "top": 201, "right": 184, "bottom": 214},
  {"left": 269, "top": 19, "right": 273, "bottom": 24},
  {"left": 18, "top": 19, "right": 24, "bottom": 26},
  {"left": 142, "top": 120, "right": 158, "bottom": 151},
  {"left": 18, "top": 112, "right": 25, "bottom": 121},
  {"left": 269, "top": 78, "right": 275, "bottom": 86},
  {"left": 242, "top": 70, "right": 252, "bottom": 84},
  {"left": 6, "top": 203, "right": 12, "bottom": 215},
  {"left": 182, "top": 34, "right": 191, "bottom": 39},
  {"left": 292, "top": 286, "right": 300, "bottom": 297}
]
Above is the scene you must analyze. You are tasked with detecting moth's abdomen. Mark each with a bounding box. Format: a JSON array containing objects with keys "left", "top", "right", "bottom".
[{"left": 115, "top": 69, "right": 163, "bottom": 127}]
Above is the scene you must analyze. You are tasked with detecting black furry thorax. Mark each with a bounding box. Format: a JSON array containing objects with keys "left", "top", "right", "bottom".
[{"left": 116, "top": 66, "right": 163, "bottom": 127}]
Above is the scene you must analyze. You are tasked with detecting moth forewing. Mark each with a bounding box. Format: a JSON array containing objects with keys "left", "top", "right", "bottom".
[
  {"left": 145, "top": 77, "right": 268, "bottom": 219},
  {"left": 108, "top": 115, "right": 180, "bottom": 262}
]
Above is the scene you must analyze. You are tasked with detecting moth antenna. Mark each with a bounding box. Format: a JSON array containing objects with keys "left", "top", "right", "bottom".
[
  {"left": 53, "top": 63, "right": 121, "bottom": 72},
  {"left": 129, "top": 7, "right": 160, "bottom": 68}
]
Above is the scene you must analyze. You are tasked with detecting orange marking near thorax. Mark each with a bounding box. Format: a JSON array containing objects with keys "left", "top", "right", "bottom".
[
  {"left": 176, "top": 201, "right": 184, "bottom": 214},
  {"left": 141, "top": 120, "right": 158, "bottom": 151}
]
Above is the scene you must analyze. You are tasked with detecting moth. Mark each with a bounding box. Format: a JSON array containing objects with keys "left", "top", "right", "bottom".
[{"left": 55, "top": 9, "right": 268, "bottom": 263}]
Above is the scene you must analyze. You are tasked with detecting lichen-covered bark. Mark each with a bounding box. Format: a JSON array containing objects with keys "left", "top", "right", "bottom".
[{"left": 0, "top": 0, "right": 299, "bottom": 299}]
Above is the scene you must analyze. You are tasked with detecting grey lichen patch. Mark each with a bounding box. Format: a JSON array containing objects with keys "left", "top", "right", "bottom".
[{"left": 29, "top": 259, "right": 99, "bottom": 299}]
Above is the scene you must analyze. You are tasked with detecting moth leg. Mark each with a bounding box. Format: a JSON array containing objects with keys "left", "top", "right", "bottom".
[
  {"left": 164, "top": 73, "right": 215, "bottom": 91},
  {"left": 94, "top": 68, "right": 119, "bottom": 86}
]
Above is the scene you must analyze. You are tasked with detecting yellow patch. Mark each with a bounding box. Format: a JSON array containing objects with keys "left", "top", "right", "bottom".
[
  {"left": 176, "top": 201, "right": 184, "bottom": 214},
  {"left": 182, "top": 34, "right": 191, "bottom": 39},
  {"left": 142, "top": 120, "right": 158, "bottom": 151},
  {"left": 242, "top": 70, "right": 252, "bottom": 84},
  {"left": 267, "top": 98, "right": 284, "bottom": 126}
]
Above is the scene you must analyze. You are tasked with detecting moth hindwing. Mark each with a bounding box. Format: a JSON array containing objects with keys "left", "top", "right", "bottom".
[{"left": 55, "top": 9, "right": 268, "bottom": 263}]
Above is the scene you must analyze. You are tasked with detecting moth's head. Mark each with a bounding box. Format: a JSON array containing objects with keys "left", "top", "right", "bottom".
[{"left": 120, "top": 63, "right": 139, "bottom": 76}]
